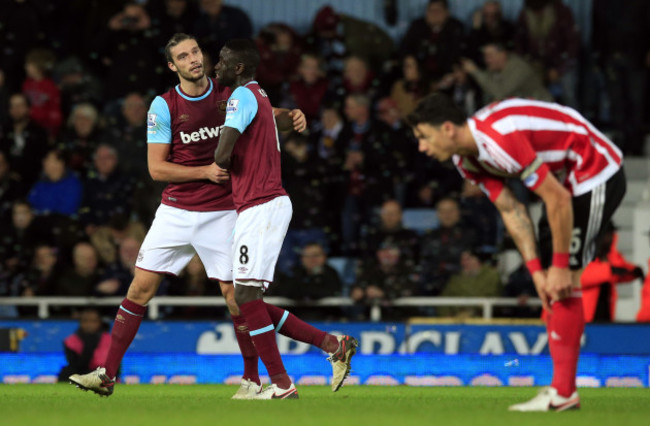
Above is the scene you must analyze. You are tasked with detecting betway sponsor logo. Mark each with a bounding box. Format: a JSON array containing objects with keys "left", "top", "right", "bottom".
[{"left": 180, "top": 125, "right": 223, "bottom": 144}]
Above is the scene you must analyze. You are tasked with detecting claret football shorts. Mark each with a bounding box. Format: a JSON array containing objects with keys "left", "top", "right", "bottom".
[
  {"left": 233, "top": 195, "right": 292, "bottom": 286},
  {"left": 136, "top": 204, "right": 237, "bottom": 281}
]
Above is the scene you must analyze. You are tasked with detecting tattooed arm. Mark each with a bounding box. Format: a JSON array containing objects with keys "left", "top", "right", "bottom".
[
  {"left": 493, "top": 185, "right": 551, "bottom": 310},
  {"left": 493, "top": 186, "right": 539, "bottom": 263}
]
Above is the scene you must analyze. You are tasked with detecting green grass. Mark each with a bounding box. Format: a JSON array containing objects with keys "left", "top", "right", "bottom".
[{"left": 0, "top": 384, "right": 649, "bottom": 426}]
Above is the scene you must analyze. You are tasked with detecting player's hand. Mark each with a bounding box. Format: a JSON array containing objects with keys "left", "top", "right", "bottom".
[
  {"left": 289, "top": 109, "right": 307, "bottom": 133},
  {"left": 546, "top": 266, "right": 573, "bottom": 302},
  {"left": 531, "top": 270, "right": 551, "bottom": 313},
  {"left": 461, "top": 58, "right": 478, "bottom": 74},
  {"left": 203, "top": 163, "right": 230, "bottom": 184}
]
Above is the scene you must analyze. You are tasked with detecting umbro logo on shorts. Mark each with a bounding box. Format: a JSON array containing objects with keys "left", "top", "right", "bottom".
[{"left": 238, "top": 267, "right": 248, "bottom": 274}]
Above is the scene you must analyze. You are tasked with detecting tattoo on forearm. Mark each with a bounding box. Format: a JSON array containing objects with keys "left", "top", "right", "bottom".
[{"left": 506, "top": 202, "right": 538, "bottom": 260}]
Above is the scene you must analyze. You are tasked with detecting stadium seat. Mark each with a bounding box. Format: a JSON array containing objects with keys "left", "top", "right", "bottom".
[{"left": 402, "top": 208, "right": 439, "bottom": 234}]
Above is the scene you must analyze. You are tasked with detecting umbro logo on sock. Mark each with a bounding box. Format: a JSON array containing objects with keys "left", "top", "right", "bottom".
[{"left": 551, "top": 331, "right": 561, "bottom": 341}]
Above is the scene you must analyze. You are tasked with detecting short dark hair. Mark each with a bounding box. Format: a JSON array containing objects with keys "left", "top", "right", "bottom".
[
  {"left": 429, "top": 0, "right": 449, "bottom": 8},
  {"left": 223, "top": 39, "right": 260, "bottom": 78},
  {"left": 165, "top": 33, "right": 197, "bottom": 63},
  {"left": 407, "top": 93, "right": 467, "bottom": 127}
]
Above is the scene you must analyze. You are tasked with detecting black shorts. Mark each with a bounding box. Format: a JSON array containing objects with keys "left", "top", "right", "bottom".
[{"left": 538, "top": 166, "right": 626, "bottom": 270}]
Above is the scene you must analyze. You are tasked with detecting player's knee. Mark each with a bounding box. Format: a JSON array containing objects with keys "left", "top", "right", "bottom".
[
  {"left": 126, "top": 280, "right": 156, "bottom": 305},
  {"left": 234, "top": 284, "right": 259, "bottom": 306}
]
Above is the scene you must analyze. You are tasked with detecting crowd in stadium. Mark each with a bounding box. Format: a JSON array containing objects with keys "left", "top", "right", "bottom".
[{"left": 1, "top": 0, "right": 649, "bottom": 320}]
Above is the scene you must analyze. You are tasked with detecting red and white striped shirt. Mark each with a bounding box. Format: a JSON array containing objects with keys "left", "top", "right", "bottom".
[{"left": 454, "top": 98, "right": 623, "bottom": 202}]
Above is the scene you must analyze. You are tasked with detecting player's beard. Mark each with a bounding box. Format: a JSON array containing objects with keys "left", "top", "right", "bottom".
[{"left": 178, "top": 67, "right": 205, "bottom": 83}]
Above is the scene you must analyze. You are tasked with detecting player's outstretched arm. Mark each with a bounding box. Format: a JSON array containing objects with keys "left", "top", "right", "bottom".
[
  {"left": 273, "top": 108, "right": 307, "bottom": 133},
  {"left": 494, "top": 185, "right": 551, "bottom": 311},
  {"left": 214, "top": 126, "right": 241, "bottom": 170},
  {"left": 148, "top": 143, "right": 229, "bottom": 184},
  {"left": 532, "top": 172, "right": 574, "bottom": 302}
]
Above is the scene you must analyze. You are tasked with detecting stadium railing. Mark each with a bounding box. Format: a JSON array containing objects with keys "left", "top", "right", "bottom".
[{"left": 0, "top": 296, "right": 542, "bottom": 321}]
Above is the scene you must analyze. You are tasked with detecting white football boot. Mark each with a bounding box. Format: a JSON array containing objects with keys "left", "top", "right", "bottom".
[
  {"left": 508, "top": 387, "right": 580, "bottom": 412},
  {"left": 69, "top": 367, "right": 115, "bottom": 397},
  {"left": 252, "top": 383, "right": 299, "bottom": 399},
  {"left": 231, "top": 378, "right": 263, "bottom": 400}
]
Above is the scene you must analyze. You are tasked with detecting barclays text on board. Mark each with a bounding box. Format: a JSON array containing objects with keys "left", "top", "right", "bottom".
[{"left": 1, "top": 321, "right": 649, "bottom": 386}]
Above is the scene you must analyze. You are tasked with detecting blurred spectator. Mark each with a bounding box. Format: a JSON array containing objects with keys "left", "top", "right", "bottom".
[
  {"left": 401, "top": 0, "right": 466, "bottom": 81},
  {"left": 54, "top": 56, "right": 104, "bottom": 119},
  {"left": 312, "top": 104, "right": 344, "bottom": 162},
  {"left": 0, "top": 93, "right": 49, "bottom": 189},
  {"left": 514, "top": 0, "right": 580, "bottom": 107},
  {"left": 390, "top": 55, "right": 431, "bottom": 119},
  {"left": 462, "top": 43, "right": 553, "bottom": 104},
  {"left": 57, "top": 307, "right": 111, "bottom": 382},
  {"left": 352, "top": 242, "right": 418, "bottom": 320},
  {"left": 59, "top": 102, "right": 102, "bottom": 174},
  {"left": 580, "top": 224, "right": 644, "bottom": 322},
  {"left": 375, "top": 97, "right": 413, "bottom": 197},
  {"left": 255, "top": 23, "right": 302, "bottom": 104},
  {"left": 500, "top": 261, "right": 542, "bottom": 318},
  {"left": 0, "top": 200, "right": 52, "bottom": 279},
  {"left": 13, "top": 243, "right": 61, "bottom": 297},
  {"left": 360, "top": 200, "right": 419, "bottom": 269},
  {"left": 436, "top": 63, "right": 480, "bottom": 116},
  {"left": 419, "top": 197, "right": 476, "bottom": 295},
  {"left": 0, "top": 151, "right": 28, "bottom": 223},
  {"left": 80, "top": 144, "right": 136, "bottom": 230},
  {"left": 194, "top": 0, "right": 253, "bottom": 57},
  {"left": 0, "top": 0, "right": 42, "bottom": 93},
  {"left": 285, "top": 54, "right": 330, "bottom": 125},
  {"left": 149, "top": 0, "right": 199, "bottom": 47},
  {"left": 28, "top": 150, "right": 82, "bottom": 217},
  {"left": 592, "top": 0, "right": 650, "bottom": 155},
  {"left": 330, "top": 56, "right": 379, "bottom": 105},
  {"left": 101, "top": 92, "right": 149, "bottom": 179},
  {"left": 22, "top": 48, "right": 63, "bottom": 139},
  {"left": 405, "top": 155, "right": 463, "bottom": 208},
  {"left": 53, "top": 242, "right": 101, "bottom": 297},
  {"left": 467, "top": 1, "right": 515, "bottom": 65},
  {"left": 0, "top": 68, "right": 8, "bottom": 120},
  {"left": 438, "top": 250, "right": 501, "bottom": 318},
  {"left": 54, "top": 0, "right": 124, "bottom": 68},
  {"left": 90, "top": 214, "right": 147, "bottom": 265},
  {"left": 459, "top": 180, "right": 501, "bottom": 253},
  {"left": 95, "top": 237, "right": 141, "bottom": 297},
  {"left": 307, "top": 5, "right": 394, "bottom": 78},
  {"left": 272, "top": 242, "right": 343, "bottom": 320},
  {"left": 336, "top": 93, "right": 400, "bottom": 255},
  {"left": 278, "top": 134, "right": 329, "bottom": 275},
  {"left": 98, "top": 2, "right": 162, "bottom": 100}
]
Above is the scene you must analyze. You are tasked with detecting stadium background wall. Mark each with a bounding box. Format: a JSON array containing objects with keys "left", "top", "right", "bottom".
[
  {"left": 1, "top": 320, "right": 648, "bottom": 387},
  {"left": 223, "top": 0, "right": 593, "bottom": 44}
]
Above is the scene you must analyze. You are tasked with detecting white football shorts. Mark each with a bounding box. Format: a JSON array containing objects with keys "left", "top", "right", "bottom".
[
  {"left": 136, "top": 203, "right": 236, "bottom": 281},
  {"left": 233, "top": 195, "right": 292, "bottom": 286}
]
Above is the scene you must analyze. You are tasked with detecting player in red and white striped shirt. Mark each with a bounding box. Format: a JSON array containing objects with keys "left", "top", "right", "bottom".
[{"left": 409, "top": 94, "right": 626, "bottom": 412}]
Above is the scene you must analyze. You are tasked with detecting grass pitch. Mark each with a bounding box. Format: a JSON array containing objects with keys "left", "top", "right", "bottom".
[{"left": 0, "top": 384, "right": 648, "bottom": 426}]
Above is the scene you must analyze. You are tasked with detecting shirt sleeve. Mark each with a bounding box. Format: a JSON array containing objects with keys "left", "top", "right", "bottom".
[
  {"left": 485, "top": 117, "right": 551, "bottom": 192},
  {"left": 453, "top": 155, "right": 506, "bottom": 203},
  {"left": 147, "top": 96, "right": 172, "bottom": 144},
  {"left": 223, "top": 86, "right": 258, "bottom": 134}
]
